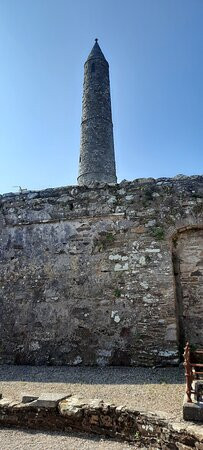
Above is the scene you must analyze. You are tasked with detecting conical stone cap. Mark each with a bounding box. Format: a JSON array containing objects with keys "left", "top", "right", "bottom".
[{"left": 87, "top": 39, "right": 107, "bottom": 62}]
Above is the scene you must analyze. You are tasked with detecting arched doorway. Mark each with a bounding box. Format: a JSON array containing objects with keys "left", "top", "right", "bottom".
[{"left": 172, "top": 227, "right": 203, "bottom": 354}]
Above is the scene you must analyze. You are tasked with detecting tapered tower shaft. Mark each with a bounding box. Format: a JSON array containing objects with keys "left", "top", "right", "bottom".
[{"left": 78, "top": 40, "right": 117, "bottom": 186}]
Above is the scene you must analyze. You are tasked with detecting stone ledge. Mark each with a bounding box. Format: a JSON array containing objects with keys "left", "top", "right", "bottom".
[
  {"left": 0, "top": 392, "right": 202, "bottom": 448},
  {"left": 21, "top": 394, "right": 39, "bottom": 404},
  {"left": 21, "top": 392, "right": 72, "bottom": 407}
]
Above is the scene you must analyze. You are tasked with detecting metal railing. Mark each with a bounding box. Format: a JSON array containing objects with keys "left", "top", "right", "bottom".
[{"left": 183, "top": 342, "right": 203, "bottom": 403}]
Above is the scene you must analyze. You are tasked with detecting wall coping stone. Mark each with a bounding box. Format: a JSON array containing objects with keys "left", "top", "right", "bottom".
[{"left": 22, "top": 393, "right": 71, "bottom": 408}]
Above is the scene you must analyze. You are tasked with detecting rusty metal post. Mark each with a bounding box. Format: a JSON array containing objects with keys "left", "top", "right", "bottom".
[{"left": 184, "top": 342, "right": 192, "bottom": 403}]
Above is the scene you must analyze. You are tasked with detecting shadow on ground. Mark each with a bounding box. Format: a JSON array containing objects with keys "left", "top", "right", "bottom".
[{"left": 0, "top": 365, "right": 185, "bottom": 385}]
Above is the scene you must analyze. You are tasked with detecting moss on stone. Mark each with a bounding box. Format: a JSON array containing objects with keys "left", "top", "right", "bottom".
[{"left": 151, "top": 226, "right": 165, "bottom": 240}]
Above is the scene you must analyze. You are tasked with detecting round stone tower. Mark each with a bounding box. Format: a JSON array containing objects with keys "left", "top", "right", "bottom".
[{"left": 77, "top": 39, "right": 117, "bottom": 186}]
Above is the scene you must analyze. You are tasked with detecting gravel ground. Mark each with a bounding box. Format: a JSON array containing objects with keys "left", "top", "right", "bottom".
[
  {"left": 0, "top": 365, "right": 185, "bottom": 420},
  {"left": 0, "top": 428, "right": 136, "bottom": 450}
]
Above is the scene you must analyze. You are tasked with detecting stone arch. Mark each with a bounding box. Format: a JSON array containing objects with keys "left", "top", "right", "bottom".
[
  {"left": 166, "top": 215, "right": 203, "bottom": 241},
  {"left": 171, "top": 224, "right": 203, "bottom": 354}
]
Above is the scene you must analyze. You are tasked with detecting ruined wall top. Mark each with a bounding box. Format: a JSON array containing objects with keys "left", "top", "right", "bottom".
[{"left": 1, "top": 175, "right": 202, "bottom": 227}]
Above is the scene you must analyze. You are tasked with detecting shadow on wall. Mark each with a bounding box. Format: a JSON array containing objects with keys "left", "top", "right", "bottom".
[{"left": 0, "top": 365, "right": 184, "bottom": 385}]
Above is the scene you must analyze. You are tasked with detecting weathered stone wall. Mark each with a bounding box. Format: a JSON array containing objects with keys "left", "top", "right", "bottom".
[
  {"left": 0, "top": 175, "right": 202, "bottom": 366},
  {"left": 173, "top": 229, "right": 203, "bottom": 351}
]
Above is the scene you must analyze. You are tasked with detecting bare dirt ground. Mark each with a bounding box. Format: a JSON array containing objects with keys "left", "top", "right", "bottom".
[{"left": 0, "top": 365, "right": 185, "bottom": 449}]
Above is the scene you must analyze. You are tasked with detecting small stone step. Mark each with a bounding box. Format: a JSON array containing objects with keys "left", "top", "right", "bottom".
[
  {"left": 34, "top": 393, "right": 71, "bottom": 408},
  {"left": 21, "top": 394, "right": 39, "bottom": 404}
]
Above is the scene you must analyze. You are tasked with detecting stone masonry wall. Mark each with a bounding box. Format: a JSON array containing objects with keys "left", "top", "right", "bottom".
[
  {"left": 0, "top": 175, "right": 202, "bottom": 366},
  {"left": 173, "top": 228, "right": 203, "bottom": 350},
  {"left": 0, "top": 393, "right": 202, "bottom": 448}
]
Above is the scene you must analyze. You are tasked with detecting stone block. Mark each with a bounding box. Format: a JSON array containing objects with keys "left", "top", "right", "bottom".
[
  {"left": 0, "top": 398, "right": 11, "bottom": 407},
  {"left": 194, "top": 381, "right": 203, "bottom": 402},
  {"left": 183, "top": 395, "right": 203, "bottom": 422},
  {"left": 34, "top": 393, "right": 71, "bottom": 408},
  {"left": 164, "top": 323, "right": 177, "bottom": 342},
  {"left": 21, "top": 394, "right": 39, "bottom": 404}
]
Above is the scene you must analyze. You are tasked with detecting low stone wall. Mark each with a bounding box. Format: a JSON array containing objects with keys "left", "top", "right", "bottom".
[{"left": 0, "top": 393, "right": 202, "bottom": 448}]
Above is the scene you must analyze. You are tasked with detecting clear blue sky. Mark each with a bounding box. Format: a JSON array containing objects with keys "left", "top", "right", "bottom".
[{"left": 0, "top": 0, "right": 202, "bottom": 193}]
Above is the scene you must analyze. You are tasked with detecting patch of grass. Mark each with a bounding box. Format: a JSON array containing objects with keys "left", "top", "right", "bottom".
[
  {"left": 114, "top": 288, "right": 121, "bottom": 298},
  {"left": 95, "top": 232, "right": 116, "bottom": 252},
  {"left": 151, "top": 226, "right": 165, "bottom": 240},
  {"left": 105, "top": 232, "right": 115, "bottom": 242},
  {"left": 134, "top": 431, "right": 140, "bottom": 440}
]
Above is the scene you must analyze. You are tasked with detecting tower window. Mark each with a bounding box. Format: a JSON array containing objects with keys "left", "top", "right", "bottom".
[{"left": 91, "top": 63, "right": 95, "bottom": 73}]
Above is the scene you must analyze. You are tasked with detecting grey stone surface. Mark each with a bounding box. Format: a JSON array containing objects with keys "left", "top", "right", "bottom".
[
  {"left": 78, "top": 40, "right": 117, "bottom": 186},
  {"left": 183, "top": 399, "right": 203, "bottom": 422},
  {"left": 194, "top": 381, "right": 203, "bottom": 402},
  {"left": 173, "top": 230, "right": 203, "bottom": 348},
  {"left": 34, "top": 393, "right": 70, "bottom": 408},
  {"left": 0, "top": 176, "right": 202, "bottom": 366},
  {"left": 21, "top": 394, "right": 39, "bottom": 404}
]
